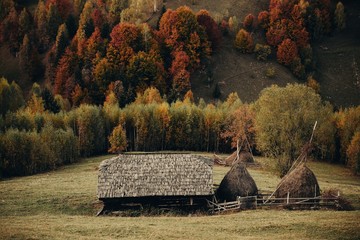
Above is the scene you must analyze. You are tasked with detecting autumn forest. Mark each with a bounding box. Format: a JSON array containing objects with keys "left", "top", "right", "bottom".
[{"left": 0, "top": 0, "right": 359, "bottom": 178}]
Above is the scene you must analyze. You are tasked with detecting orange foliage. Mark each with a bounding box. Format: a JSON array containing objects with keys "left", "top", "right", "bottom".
[
  {"left": 54, "top": 49, "right": 78, "bottom": 100},
  {"left": 170, "top": 51, "right": 190, "bottom": 76},
  {"left": 266, "top": 0, "right": 309, "bottom": 48},
  {"left": 277, "top": 38, "right": 298, "bottom": 66},
  {"left": 221, "top": 104, "right": 256, "bottom": 150},
  {"left": 110, "top": 22, "right": 142, "bottom": 50},
  {"left": 158, "top": 6, "right": 210, "bottom": 70},
  {"left": 91, "top": 8, "right": 104, "bottom": 29},
  {"left": 86, "top": 27, "right": 104, "bottom": 59},
  {"left": 243, "top": 14, "right": 255, "bottom": 30},
  {"left": 172, "top": 69, "right": 191, "bottom": 97},
  {"left": 258, "top": 11, "right": 270, "bottom": 28},
  {"left": 234, "top": 29, "right": 254, "bottom": 53}
]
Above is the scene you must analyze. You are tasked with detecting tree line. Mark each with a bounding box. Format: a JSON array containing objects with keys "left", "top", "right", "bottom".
[
  {"left": 3, "top": 0, "right": 346, "bottom": 108},
  {"left": 1, "top": 78, "right": 359, "bottom": 177},
  {"left": 0, "top": 0, "right": 221, "bottom": 107}
]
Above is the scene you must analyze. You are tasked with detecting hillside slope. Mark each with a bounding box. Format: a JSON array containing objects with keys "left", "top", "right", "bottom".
[
  {"left": 167, "top": 0, "right": 360, "bottom": 107},
  {"left": 314, "top": 0, "right": 360, "bottom": 107}
]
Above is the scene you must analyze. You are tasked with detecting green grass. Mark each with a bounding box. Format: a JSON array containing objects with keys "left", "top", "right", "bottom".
[{"left": 1, "top": 154, "right": 360, "bottom": 240}]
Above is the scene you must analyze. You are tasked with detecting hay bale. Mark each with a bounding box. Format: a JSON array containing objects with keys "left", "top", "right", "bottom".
[
  {"left": 225, "top": 151, "right": 254, "bottom": 166},
  {"left": 215, "top": 162, "right": 258, "bottom": 202},
  {"left": 224, "top": 151, "right": 237, "bottom": 166},
  {"left": 275, "top": 163, "right": 320, "bottom": 199},
  {"left": 238, "top": 151, "right": 254, "bottom": 163}
]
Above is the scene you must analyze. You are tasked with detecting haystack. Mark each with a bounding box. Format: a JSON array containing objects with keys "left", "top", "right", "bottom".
[
  {"left": 275, "top": 163, "right": 320, "bottom": 199},
  {"left": 215, "top": 162, "right": 258, "bottom": 202},
  {"left": 225, "top": 151, "right": 254, "bottom": 166}
]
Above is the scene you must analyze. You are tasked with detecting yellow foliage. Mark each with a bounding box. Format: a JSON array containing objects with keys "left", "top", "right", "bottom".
[{"left": 346, "top": 132, "right": 360, "bottom": 174}]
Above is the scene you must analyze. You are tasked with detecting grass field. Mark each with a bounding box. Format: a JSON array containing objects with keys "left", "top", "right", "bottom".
[{"left": 1, "top": 154, "right": 360, "bottom": 239}]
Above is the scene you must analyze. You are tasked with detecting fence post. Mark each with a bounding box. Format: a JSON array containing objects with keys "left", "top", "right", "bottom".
[{"left": 287, "top": 192, "right": 290, "bottom": 204}]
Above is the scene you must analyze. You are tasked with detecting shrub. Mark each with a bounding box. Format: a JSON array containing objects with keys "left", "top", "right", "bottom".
[
  {"left": 277, "top": 39, "right": 298, "bottom": 66},
  {"left": 334, "top": 2, "right": 346, "bottom": 31},
  {"left": 290, "top": 57, "right": 306, "bottom": 79},
  {"left": 234, "top": 29, "right": 253, "bottom": 53},
  {"left": 228, "top": 16, "right": 239, "bottom": 34},
  {"left": 265, "top": 67, "right": 276, "bottom": 78},
  {"left": 254, "top": 44, "right": 271, "bottom": 61},
  {"left": 243, "top": 14, "right": 255, "bottom": 30},
  {"left": 307, "top": 76, "right": 320, "bottom": 93},
  {"left": 257, "top": 11, "right": 269, "bottom": 29}
]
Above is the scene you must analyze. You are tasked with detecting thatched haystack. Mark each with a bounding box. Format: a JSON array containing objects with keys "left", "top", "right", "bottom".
[
  {"left": 215, "top": 162, "right": 258, "bottom": 202},
  {"left": 275, "top": 163, "right": 320, "bottom": 199},
  {"left": 239, "top": 151, "right": 254, "bottom": 163},
  {"left": 225, "top": 151, "right": 254, "bottom": 166}
]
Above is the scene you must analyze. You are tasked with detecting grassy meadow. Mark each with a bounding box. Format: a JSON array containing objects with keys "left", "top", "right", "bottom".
[{"left": 1, "top": 154, "right": 360, "bottom": 240}]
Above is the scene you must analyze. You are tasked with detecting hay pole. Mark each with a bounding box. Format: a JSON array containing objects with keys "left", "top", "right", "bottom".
[
  {"left": 245, "top": 134, "right": 256, "bottom": 163},
  {"left": 263, "top": 121, "right": 318, "bottom": 204}
]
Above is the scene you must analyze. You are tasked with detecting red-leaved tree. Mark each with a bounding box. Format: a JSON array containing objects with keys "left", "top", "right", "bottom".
[{"left": 276, "top": 38, "right": 298, "bottom": 66}]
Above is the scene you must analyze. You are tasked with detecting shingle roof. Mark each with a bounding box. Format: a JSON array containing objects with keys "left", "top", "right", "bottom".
[{"left": 98, "top": 154, "right": 214, "bottom": 199}]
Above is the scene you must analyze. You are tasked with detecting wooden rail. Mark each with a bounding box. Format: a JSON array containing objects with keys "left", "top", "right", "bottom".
[{"left": 208, "top": 194, "right": 341, "bottom": 213}]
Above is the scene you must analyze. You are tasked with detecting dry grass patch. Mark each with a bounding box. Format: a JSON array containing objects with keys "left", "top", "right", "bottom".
[{"left": 1, "top": 153, "right": 360, "bottom": 239}]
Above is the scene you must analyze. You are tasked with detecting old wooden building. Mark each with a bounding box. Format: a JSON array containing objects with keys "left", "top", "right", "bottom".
[{"left": 97, "top": 154, "right": 214, "bottom": 212}]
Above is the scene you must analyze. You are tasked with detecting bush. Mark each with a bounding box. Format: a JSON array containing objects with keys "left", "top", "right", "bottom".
[
  {"left": 277, "top": 39, "right": 298, "bottom": 66},
  {"left": 265, "top": 67, "right": 276, "bottom": 78},
  {"left": 307, "top": 76, "right": 320, "bottom": 93},
  {"left": 243, "top": 14, "right": 255, "bottom": 30},
  {"left": 254, "top": 44, "right": 271, "bottom": 61},
  {"left": 334, "top": 2, "right": 346, "bottom": 31},
  {"left": 234, "top": 29, "right": 253, "bottom": 53},
  {"left": 290, "top": 57, "right": 306, "bottom": 79},
  {"left": 257, "top": 11, "right": 269, "bottom": 29}
]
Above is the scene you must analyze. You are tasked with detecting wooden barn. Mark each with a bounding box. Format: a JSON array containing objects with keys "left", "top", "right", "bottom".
[{"left": 97, "top": 154, "right": 214, "bottom": 213}]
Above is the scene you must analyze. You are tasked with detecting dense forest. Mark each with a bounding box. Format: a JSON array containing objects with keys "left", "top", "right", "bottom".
[{"left": 0, "top": 0, "right": 359, "bottom": 177}]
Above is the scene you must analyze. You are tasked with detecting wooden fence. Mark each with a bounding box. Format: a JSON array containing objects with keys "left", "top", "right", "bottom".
[{"left": 208, "top": 192, "right": 341, "bottom": 213}]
